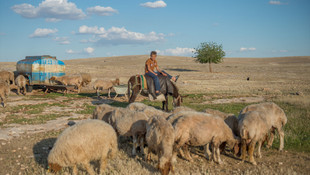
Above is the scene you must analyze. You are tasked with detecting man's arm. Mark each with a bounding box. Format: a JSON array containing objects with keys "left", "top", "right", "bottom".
[
  {"left": 148, "top": 64, "right": 157, "bottom": 75},
  {"left": 156, "top": 66, "right": 167, "bottom": 76}
]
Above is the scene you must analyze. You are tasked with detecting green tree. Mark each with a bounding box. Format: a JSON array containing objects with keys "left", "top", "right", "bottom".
[{"left": 194, "top": 42, "right": 225, "bottom": 73}]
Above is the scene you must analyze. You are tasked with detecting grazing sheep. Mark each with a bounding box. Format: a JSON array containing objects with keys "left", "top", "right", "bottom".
[
  {"left": 109, "top": 108, "right": 149, "bottom": 156},
  {"left": 0, "top": 71, "right": 14, "bottom": 85},
  {"left": 238, "top": 111, "right": 269, "bottom": 165},
  {"left": 0, "top": 81, "right": 10, "bottom": 107},
  {"left": 80, "top": 73, "right": 92, "bottom": 86},
  {"left": 92, "top": 104, "right": 116, "bottom": 122},
  {"left": 146, "top": 115, "right": 175, "bottom": 175},
  {"left": 48, "top": 120, "right": 118, "bottom": 175},
  {"left": 15, "top": 75, "right": 27, "bottom": 95},
  {"left": 239, "top": 102, "right": 287, "bottom": 151},
  {"left": 172, "top": 112, "right": 239, "bottom": 164},
  {"left": 50, "top": 75, "right": 83, "bottom": 93},
  {"left": 93, "top": 78, "right": 120, "bottom": 98},
  {"left": 127, "top": 102, "right": 170, "bottom": 119}
]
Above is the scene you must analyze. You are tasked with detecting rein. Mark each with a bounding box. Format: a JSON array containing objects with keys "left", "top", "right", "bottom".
[{"left": 131, "top": 75, "right": 141, "bottom": 90}]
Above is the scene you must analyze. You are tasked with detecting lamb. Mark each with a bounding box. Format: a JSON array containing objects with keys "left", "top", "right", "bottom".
[
  {"left": 108, "top": 108, "right": 149, "bottom": 156},
  {"left": 92, "top": 104, "right": 116, "bottom": 122},
  {"left": 47, "top": 120, "right": 118, "bottom": 175},
  {"left": 127, "top": 102, "right": 170, "bottom": 119},
  {"left": 50, "top": 75, "right": 83, "bottom": 93},
  {"left": 238, "top": 111, "right": 269, "bottom": 165},
  {"left": 0, "top": 70, "right": 14, "bottom": 85},
  {"left": 146, "top": 115, "right": 175, "bottom": 175},
  {"left": 239, "top": 102, "right": 287, "bottom": 151},
  {"left": 93, "top": 78, "right": 120, "bottom": 98},
  {"left": 172, "top": 111, "right": 239, "bottom": 164},
  {"left": 80, "top": 73, "right": 92, "bottom": 86},
  {"left": 0, "top": 81, "right": 10, "bottom": 107},
  {"left": 15, "top": 75, "right": 27, "bottom": 95}
]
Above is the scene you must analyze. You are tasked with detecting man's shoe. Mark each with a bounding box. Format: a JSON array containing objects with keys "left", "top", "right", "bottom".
[{"left": 175, "top": 75, "right": 180, "bottom": 82}]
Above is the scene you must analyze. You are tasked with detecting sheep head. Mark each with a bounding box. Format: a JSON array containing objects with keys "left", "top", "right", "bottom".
[
  {"left": 160, "top": 161, "right": 173, "bottom": 175},
  {"left": 48, "top": 163, "right": 62, "bottom": 173}
]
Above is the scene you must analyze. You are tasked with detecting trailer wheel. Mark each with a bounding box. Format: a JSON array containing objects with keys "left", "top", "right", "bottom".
[{"left": 26, "top": 85, "right": 33, "bottom": 92}]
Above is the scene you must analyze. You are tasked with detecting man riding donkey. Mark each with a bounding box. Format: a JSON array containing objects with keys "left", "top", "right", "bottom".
[{"left": 145, "top": 51, "right": 179, "bottom": 98}]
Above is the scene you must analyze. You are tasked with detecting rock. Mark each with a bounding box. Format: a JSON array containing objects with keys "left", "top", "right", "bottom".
[{"left": 279, "top": 162, "right": 283, "bottom": 165}]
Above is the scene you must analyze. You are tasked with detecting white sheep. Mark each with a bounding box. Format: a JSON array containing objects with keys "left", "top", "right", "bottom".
[
  {"left": 127, "top": 102, "right": 170, "bottom": 119},
  {"left": 238, "top": 111, "right": 269, "bottom": 165},
  {"left": 0, "top": 81, "right": 10, "bottom": 107},
  {"left": 47, "top": 119, "right": 118, "bottom": 175},
  {"left": 15, "top": 75, "right": 27, "bottom": 95},
  {"left": 0, "top": 70, "right": 14, "bottom": 85},
  {"left": 146, "top": 115, "right": 175, "bottom": 175},
  {"left": 92, "top": 103, "right": 116, "bottom": 122},
  {"left": 172, "top": 111, "right": 239, "bottom": 164},
  {"left": 93, "top": 78, "right": 120, "bottom": 98},
  {"left": 239, "top": 102, "right": 287, "bottom": 151}
]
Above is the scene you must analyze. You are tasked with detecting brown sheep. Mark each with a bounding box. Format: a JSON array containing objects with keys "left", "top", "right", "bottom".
[
  {"left": 48, "top": 120, "right": 118, "bottom": 175},
  {"left": 239, "top": 102, "right": 287, "bottom": 151},
  {"left": 172, "top": 112, "right": 240, "bottom": 164},
  {"left": 15, "top": 75, "right": 27, "bottom": 95},
  {"left": 0, "top": 71, "right": 14, "bottom": 85},
  {"left": 50, "top": 75, "right": 83, "bottom": 93},
  {"left": 80, "top": 73, "right": 92, "bottom": 86},
  {"left": 92, "top": 104, "right": 116, "bottom": 122},
  {"left": 93, "top": 78, "right": 120, "bottom": 98},
  {"left": 0, "top": 81, "right": 10, "bottom": 107},
  {"left": 238, "top": 111, "right": 269, "bottom": 165},
  {"left": 146, "top": 115, "right": 175, "bottom": 175}
]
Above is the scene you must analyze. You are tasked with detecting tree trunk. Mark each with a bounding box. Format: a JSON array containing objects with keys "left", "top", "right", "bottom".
[{"left": 209, "top": 62, "right": 212, "bottom": 73}]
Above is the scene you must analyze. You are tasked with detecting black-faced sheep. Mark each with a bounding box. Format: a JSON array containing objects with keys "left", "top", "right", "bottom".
[
  {"left": 146, "top": 115, "right": 175, "bottom": 175},
  {"left": 239, "top": 102, "right": 287, "bottom": 151},
  {"left": 48, "top": 120, "right": 118, "bottom": 175}
]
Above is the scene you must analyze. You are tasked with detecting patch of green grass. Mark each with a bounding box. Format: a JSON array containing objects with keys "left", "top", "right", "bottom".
[
  {"left": 76, "top": 103, "right": 96, "bottom": 114},
  {"left": 110, "top": 101, "right": 129, "bottom": 108},
  {"left": 3, "top": 114, "right": 65, "bottom": 125}
]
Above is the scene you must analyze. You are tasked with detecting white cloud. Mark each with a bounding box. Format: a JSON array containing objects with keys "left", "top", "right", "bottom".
[
  {"left": 240, "top": 47, "right": 256, "bottom": 52},
  {"left": 87, "top": 6, "right": 118, "bottom": 16},
  {"left": 157, "top": 47, "right": 195, "bottom": 56},
  {"left": 269, "top": 1, "right": 287, "bottom": 5},
  {"left": 29, "top": 28, "right": 58, "bottom": 38},
  {"left": 78, "top": 25, "right": 165, "bottom": 45},
  {"left": 140, "top": 0, "right": 167, "bottom": 8},
  {"left": 84, "top": 47, "right": 94, "bottom": 54},
  {"left": 53, "top": 37, "right": 70, "bottom": 45},
  {"left": 12, "top": 0, "right": 86, "bottom": 22},
  {"left": 66, "top": 47, "right": 94, "bottom": 55}
]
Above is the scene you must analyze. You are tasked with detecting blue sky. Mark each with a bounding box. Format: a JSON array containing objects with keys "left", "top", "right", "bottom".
[{"left": 0, "top": 0, "right": 309, "bottom": 61}]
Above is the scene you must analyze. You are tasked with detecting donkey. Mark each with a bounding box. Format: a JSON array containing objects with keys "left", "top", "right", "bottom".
[{"left": 127, "top": 74, "right": 182, "bottom": 111}]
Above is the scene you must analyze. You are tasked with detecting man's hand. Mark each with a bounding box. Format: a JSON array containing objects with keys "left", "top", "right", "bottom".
[{"left": 162, "top": 72, "right": 167, "bottom": 76}]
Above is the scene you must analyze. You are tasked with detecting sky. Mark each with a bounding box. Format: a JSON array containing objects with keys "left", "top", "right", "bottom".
[{"left": 0, "top": 0, "right": 309, "bottom": 62}]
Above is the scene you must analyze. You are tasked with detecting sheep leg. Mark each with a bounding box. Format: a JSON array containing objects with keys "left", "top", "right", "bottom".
[
  {"left": 212, "top": 143, "right": 218, "bottom": 163},
  {"left": 72, "top": 165, "right": 78, "bottom": 175},
  {"left": 139, "top": 135, "right": 145, "bottom": 155},
  {"left": 146, "top": 147, "right": 152, "bottom": 162},
  {"left": 248, "top": 141, "right": 257, "bottom": 165},
  {"left": 17, "top": 87, "right": 20, "bottom": 95},
  {"left": 83, "top": 162, "right": 96, "bottom": 175},
  {"left": 108, "top": 88, "right": 111, "bottom": 98},
  {"left": 183, "top": 144, "right": 193, "bottom": 162},
  {"left": 0, "top": 95, "right": 4, "bottom": 107},
  {"left": 241, "top": 139, "right": 247, "bottom": 162},
  {"left": 216, "top": 147, "right": 223, "bottom": 164},
  {"left": 100, "top": 155, "right": 108, "bottom": 174},
  {"left": 256, "top": 140, "right": 262, "bottom": 158},
  {"left": 204, "top": 143, "right": 212, "bottom": 161},
  {"left": 96, "top": 89, "right": 100, "bottom": 98},
  {"left": 132, "top": 135, "right": 138, "bottom": 157},
  {"left": 267, "top": 128, "right": 276, "bottom": 149},
  {"left": 278, "top": 127, "right": 285, "bottom": 151}
]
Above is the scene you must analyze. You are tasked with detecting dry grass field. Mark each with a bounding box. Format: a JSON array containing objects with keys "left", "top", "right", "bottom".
[{"left": 0, "top": 55, "right": 310, "bottom": 175}]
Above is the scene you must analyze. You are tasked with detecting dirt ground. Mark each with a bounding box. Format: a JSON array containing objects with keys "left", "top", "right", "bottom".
[{"left": 1, "top": 55, "right": 310, "bottom": 174}]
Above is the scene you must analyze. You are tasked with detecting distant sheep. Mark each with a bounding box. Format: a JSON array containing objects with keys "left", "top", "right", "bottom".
[
  {"left": 146, "top": 115, "right": 175, "bottom": 175},
  {"left": 239, "top": 102, "right": 287, "bottom": 151},
  {"left": 92, "top": 104, "right": 116, "bottom": 122},
  {"left": 0, "top": 81, "right": 10, "bottom": 107},
  {"left": 15, "top": 75, "right": 27, "bottom": 95},
  {"left": 0, "top": 70, "right": 14, "bottom": 85},
  {"left": 93, "top": 78, "right": 120, "bottom": 98},
  {"left": 172, "top": 112, "right": 239, "bottom": 164},
  {"left": 171, "top": 106, "right": 196, "bottom": 114},
  {"left": 48, "top": 120, "right": 118, "bottom": 175},
  {"left": 80, "top": 73, "right": 92, "bottom": 86},
  {"left": 127, "top": 102, "right": 170, "bottom": 119},
  {"left": 238, "top": 111, "right": 269, "bottom": 165},
  {"left": 50, "top": 75, "right": 83, "bottom": 93}
]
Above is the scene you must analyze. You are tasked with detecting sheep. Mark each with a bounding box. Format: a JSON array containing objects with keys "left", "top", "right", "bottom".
[
  {"left": 0, "top": 81, "right": 10, "bottom": 107},
  {"left": 15, "top": 75, "right": 27, "bottom": 95},
  {"left": 239, "top": 102, "right": 287, "bottom": 151},
  {"left": 146, "top": 115, "right": 175, "bottom": 175},
  {"left": 48, "top": 120, "right": 118, "bottom": 175},
  {"left": 93, "top": 78, "right": 120, "bottom": 98},
  {"left": 238, "top": 111, "right": 269, "bottom": 165},
  {"left": 127, "top": 102, "right": 170, "bottom": 119},
  {"left": 50, "top": 75, "right": 83, "bottom": 93},
  {"left": 0, "top": 70, "right": 14, "bottom": 85},
  {"left": 80, "top": 73, "right": 92, "bottom": 86},
  {"left": 171, "top": 106, "right": 196, "bottom": 114},
  {"left": 92, "top": 104, "right": 116, "bottom": 122},
  {"left": 108, "top": 108, "right": 149, "bottom": 156},
  {"left": 172, "top": 111, "right": 240, "bottom": 164}
]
